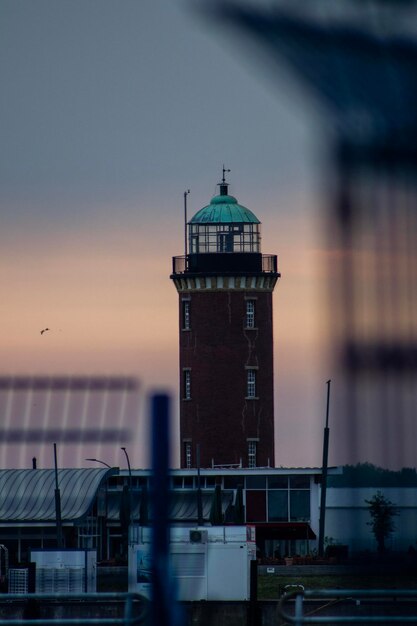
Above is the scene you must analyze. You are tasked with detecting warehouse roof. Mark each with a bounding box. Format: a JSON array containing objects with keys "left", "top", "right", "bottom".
[{"left": 0, "top": 468, "right": 113, "bottom": 524}]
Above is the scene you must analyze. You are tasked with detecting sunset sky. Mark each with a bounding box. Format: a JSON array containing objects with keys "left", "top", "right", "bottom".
[{"left": 0, "top": 1, "right": 349, "bottom": 470}]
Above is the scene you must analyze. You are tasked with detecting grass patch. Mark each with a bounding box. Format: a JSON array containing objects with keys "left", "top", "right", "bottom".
[{"left": 259, "top": 574, "right": 417, "bottom": 599}]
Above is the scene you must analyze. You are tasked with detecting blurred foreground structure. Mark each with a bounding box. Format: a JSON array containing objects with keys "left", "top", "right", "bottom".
[
  {"left": 0, "top": 376, "right": 139, "bottom": 469},
  {"left": 210, "top": 1, "right": 417, "bottom": 469}
]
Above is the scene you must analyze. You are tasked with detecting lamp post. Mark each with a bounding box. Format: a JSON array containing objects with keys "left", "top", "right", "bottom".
[
  {"left": 121, "top": 447, "right": 133, "bottom": 530},
  {"left": 85, "top": 458, "right": 112, "bottom": 469},
  {"left": 121, "top": 447, "right": 132, "bottom": 484},
  {"left": 85, "top": 457, "right": 112, "bottom": 560}
]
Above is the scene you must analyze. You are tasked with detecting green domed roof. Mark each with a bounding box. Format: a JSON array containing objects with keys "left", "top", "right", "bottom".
[{"left": 190, "top": 193, "right": 260, "bottom": 224}]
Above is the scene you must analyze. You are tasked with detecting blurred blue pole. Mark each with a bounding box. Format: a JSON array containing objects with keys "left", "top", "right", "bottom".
[{"left": 151, "top": 393, "right": 182, "bottom": 626}]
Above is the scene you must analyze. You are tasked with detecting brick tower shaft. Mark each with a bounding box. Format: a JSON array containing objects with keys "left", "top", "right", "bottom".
[{"left": 171, "top": 176, "right": 280, "bottom": 469}]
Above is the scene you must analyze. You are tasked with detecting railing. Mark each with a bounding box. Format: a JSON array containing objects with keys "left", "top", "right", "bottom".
[
  {"left": 261, "top": 254, "right": 277, "bottom": 273},
  {"left": 279, "top": 589, "right": 417, "bottom": 625},
  {"left": 0, "top": 592, "right": 147, "bottom": 625},
  {"left": 172, "top": 253, "right": 278, "bottom": 275},
  {"left": 172, "top": 255, "right": 187, "bottom": 274}
]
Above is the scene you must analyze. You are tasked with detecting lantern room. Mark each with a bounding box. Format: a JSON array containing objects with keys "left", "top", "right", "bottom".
[
  {"left": 171, "top": 174, "right": 278, "bottom": 276},
  {"left": 188, "top": 182, "right": 261, "bottom": 255}
]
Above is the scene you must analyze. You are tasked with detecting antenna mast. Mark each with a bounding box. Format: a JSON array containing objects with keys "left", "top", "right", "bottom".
[
  {"left": 184, "top": 189, "right": 190, "bottom": 258},
  {"left": 219, "top": 165, "right": 231, "bottom": 195}
]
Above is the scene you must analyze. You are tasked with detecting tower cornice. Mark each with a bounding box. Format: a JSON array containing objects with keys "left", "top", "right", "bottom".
[{"left": 171, "top": 273, "right": 279, "bottom": 293}]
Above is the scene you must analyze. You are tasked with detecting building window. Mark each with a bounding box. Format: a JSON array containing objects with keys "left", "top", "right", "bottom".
[
  {"left": 183, "top": 369, "right": 191, "bottom": 400},
  {"left": 289, "top": 490, "right": 310, "bottom": 521},
  {"left": 248, "top": 441, "right": 257, "bottom": 468},
  {"left": 268, "top": 490, "right": 289, "bottom": 522},
  {"left": 182, "top": 300, "right": 191, "bottom": 330},
  {"left": 245, "top": 490, "right": 266, "bottom": 522},
  {"left": 246, "top": 369, "right": 257, "bottom": 398},
  {"left": 184, "top": 442, "right": 192, "bottom": 469},
  {"left": 246, "top": 300, "right": 255, "bottom": 328}
]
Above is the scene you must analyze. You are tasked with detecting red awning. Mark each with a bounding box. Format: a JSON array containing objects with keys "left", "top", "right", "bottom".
[{"left": 254, "top": 522, "right": 316, "bottom": 540}]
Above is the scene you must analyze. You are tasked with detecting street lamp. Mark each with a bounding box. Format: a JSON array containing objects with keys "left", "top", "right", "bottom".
[
  {"left": 85, "top": 458, "right": 112, "bottom": 469},
  {"left": 120, "top": 447, "right": 132, "bottom": 481},
  {"left": 85, "top": 457, "right": 113, "bottom": 561},
  {"left": 121, "top": 447, "right": 133, "bottom": 553}
]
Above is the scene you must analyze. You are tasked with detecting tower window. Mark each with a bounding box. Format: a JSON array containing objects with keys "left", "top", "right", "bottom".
[
  {"left": 248, "top": 441, "right": 257, "bottom": 469},
  {"left": 183, "top": 369, "right": 191, "bottom": 400},
  {"left": 245, "top": 300, "right": 255, "bottom": 328},
  {"left": 184, "top": 442, "right": 192, "bottom": 469},
  {"left": 246, "top": 369, "right": 257, "bottom": 399},
  {"left": 182, "top": 300, "right": 191, "bottom": 330}
]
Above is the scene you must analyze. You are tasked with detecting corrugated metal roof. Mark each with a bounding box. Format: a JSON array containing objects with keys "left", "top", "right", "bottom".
[
  {"left": 0, "top": 468, "right": 112, "bottom": 523},
  {"left": 106, "top": 491, "right": 233, "bottom": 522}
]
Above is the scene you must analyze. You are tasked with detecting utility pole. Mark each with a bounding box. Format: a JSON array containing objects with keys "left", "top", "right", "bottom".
[
  {"left": 184, "top": 190, "right": 190, "bottom": 259},
  {"left": 318, "top": 380, "right": 331, "bottom": 557}
]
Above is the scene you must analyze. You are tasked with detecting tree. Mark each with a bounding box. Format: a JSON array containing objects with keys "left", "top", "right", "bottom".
[{"left": 365, "top": 491, "right": 399, "bottom": 554}]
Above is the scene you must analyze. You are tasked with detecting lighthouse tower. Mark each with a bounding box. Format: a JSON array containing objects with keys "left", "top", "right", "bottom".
[{"left": 171, "top": 172, "right": 280, "bottom": 469}]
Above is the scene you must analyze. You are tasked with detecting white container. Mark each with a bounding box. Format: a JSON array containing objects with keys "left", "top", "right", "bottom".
[{"left": 128, "top": 525, "right": 256, "bottom": 601}]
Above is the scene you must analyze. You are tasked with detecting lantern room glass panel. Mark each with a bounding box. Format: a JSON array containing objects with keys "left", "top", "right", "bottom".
[{"left": 188, "top": 223, "right": 261, "bottom": 253}]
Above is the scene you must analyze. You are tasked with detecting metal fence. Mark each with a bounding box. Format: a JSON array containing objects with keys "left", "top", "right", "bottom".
[
  {"left": 0, "top": 592, "right": 147, "bottom": 626},
  {"left": 279, "top": 589, "right": 417, "bottom": 625}
]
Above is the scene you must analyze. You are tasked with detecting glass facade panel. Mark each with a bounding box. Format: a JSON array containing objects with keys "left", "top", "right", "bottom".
[
  {"left": 268, "top": 490, "right": 288, "bottom": 521},
  {"left": 246, "top": 490, "right": 266, "bottom": 522},
  {"left": 245, "top": 475, "right": 266, "bottom": 489},
  {"left": 290, "top": 490, "right": 310, "bottom": 521},
  {"left": 268, "top": 475, "right": 289, "bottom": 489},
  {"left": 223, "top": 476, "right": 241, "bottom": 489},
  {"left": 289, "top": 475, "right": 310, "bottom": 489}
]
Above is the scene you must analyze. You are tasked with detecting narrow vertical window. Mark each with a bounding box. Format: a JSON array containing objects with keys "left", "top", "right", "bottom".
[
  {"left": 182, "top": 300, "right": 191, "bottom": 330},
  {"left": 246, "top": 300, "right": 255, "bottom": 328},
  {"left": 248, "top": 441, "right": 257, "bottom": 469},
  {"left": 183, "top": 369, "right": 191, "bottom": 400},
  {"left": 184, "top": 442, "right": 192, "bottom": 469},
  {"left": 246, "top": 369, "right": 257, "bottom": 398}
]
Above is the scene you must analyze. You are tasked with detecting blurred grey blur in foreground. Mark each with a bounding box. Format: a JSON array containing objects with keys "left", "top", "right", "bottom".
[
  {"left": 206, "top": 1, "right": 417, "bottom": 468},
  {"left": 0, "top": 376, "right": 138, "bottom": 469}
]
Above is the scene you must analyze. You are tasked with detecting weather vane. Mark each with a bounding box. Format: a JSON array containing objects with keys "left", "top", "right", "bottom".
[{"left": 222, "top": 165, "right": 231, "bottom": 183}]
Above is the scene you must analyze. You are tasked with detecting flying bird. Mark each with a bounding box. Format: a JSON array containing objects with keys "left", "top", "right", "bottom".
[{"left": 40, "top": 328, "right": 50, "bottom": 335}]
